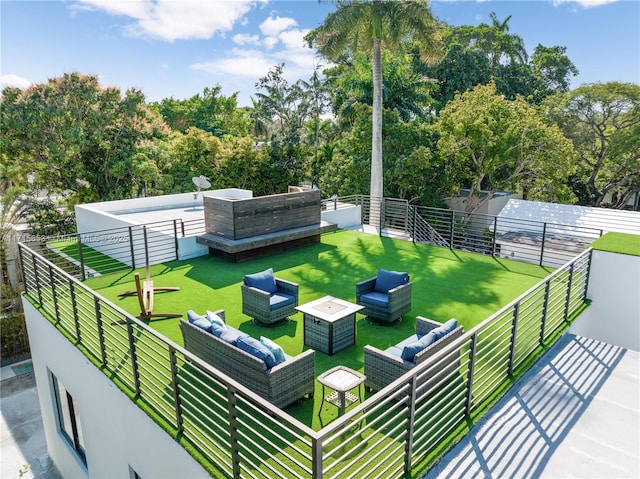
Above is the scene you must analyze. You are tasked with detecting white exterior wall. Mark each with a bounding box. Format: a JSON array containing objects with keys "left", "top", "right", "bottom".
[
  {"left": 571, "top": 250, "right": 640, "bottom": 351},
  {"left": 321, "top": 204, "right": 362, "bottom": 228},
  {"left": 23, "top": 300, "right": 210, "bottom": 479}
]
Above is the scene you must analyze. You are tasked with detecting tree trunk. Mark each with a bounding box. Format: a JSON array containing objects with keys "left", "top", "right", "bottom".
[{"left": 370, "top": 37, "right": 383, "bottom": 228}]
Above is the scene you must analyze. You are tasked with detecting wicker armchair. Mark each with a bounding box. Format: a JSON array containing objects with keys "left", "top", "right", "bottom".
[
  {"left": 242, "top": 268, "right": 299, "bottom": 325},
  {"left": 364, "top": 316, "right": 464, "bottom": 393},
  {"left": 356, "top": 269, "right": 412, "bottom": 323}
]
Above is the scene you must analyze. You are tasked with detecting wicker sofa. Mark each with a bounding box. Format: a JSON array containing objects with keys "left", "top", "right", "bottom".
[
  {"left": 180, "top": 310, "right": 315, "bottom": 408},
  {"left": 363, "top": 316, "right": 464, "bottom": 392}
]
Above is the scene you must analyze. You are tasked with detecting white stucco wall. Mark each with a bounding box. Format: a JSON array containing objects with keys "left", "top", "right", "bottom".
[
  {"left": 23, "top": 300, "right": 210, "bottom": 479},
  {"left": 571, "top": 250, "right": 640, "bottom": 351},
  {"left": 321, "top": 204, "right": 362, "bottom": 228}
]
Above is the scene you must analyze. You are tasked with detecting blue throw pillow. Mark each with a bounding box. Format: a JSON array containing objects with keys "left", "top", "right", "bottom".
[
  {"left": 401, "top": 332, "right": 436, "bottom": 362},
  {"left": 237, "top": 336, "right": 277, "bottom": 368},
  {"left": 374, "top": 268, "right": 409, "bottom": 293},
  {"left": 209, "top": 321, "right": 226, "bottom": 338},
  {"left": 206, "top": 310, "right": 226, "bottom": 329},
  {"left": 431, "top": 318, "right": 458, "bottom": 341},
  {"left": 186, "top": 310, "right": 213, "bottom": 332},
  {"left": 218, "top": 327, "right": 247, "bottom": 346},
  {"left": 401, "top": 340, "right": 424, "bottom": 362},
  {"left": 244, "top": 268, "right": 278, "bottom": 293},
  {"left": 187, "top": 309, "right": 203, "bottom": 324},
  {"left": 260, "top": 336, "right": 286, "bottom": 365}
]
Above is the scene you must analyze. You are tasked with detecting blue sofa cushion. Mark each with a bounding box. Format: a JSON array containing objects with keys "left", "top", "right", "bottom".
[
  {"left": 431, "top": 318, "right": 458, "bottom": 340},
  {"left": 206, "top": 311, "right": 226, "bottom": 329},
  {"left": 374, "top": 268, "right": 409, "bottom": 294},
  {"left": 359, "top": 291, "right": 389, "bottom": 308},
  {"left": 237, "top": 336, "right": 278, "bottom": 368},
  {"left": 270, "top": 292, "right": 296, "bottom": 310},
  {"left": 244, "top": 268, "right": 277, "bottom": 293},
  {"left": 260, "top": 336, "right": 286, "bottom": 365},
  {"left": 209, "top": 321, "right": 226, "bottom": 338},
  {"left": 218, "top": 327, "right": 248, "bottom": 346},
  {"left": 187, "top": 310, "right": 214, "bottom": 332},
  {"left": 400, "top": 332, "right": 436, "bottom": 362}
]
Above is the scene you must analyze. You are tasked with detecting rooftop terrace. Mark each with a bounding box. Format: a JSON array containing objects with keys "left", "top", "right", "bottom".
[{"left": 84, "top": 228, "right": 553, "bottom": 428}]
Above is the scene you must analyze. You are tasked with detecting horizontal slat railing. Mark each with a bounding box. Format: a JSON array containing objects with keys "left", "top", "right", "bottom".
[{"left": 19, "top": 228, "right": 592, "bottom": 478}]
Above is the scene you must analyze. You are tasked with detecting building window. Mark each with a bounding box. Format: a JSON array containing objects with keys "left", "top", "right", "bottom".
[{"left": 51, "top": 373, "right": 86, "bottom": 466}]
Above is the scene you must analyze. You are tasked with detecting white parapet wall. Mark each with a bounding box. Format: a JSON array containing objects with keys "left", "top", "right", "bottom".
[
  {"left": 321, "top": 202, "right": 362, "bottom": 228},
  {"left": 23, "top": 299, "right": 211, "bottom": 479},
  {"left": 571, "top": 249, "right": 640, "bottom": 351}
]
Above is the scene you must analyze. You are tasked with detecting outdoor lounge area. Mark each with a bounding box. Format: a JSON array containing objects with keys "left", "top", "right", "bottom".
[
  {"left": 82, "top": 228, "right": 553, "bottom": 429},
  {"left": 21, "top": 196, "right": 626, "bottom": 478}
]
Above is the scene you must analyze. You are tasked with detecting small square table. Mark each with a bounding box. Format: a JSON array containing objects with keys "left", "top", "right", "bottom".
[
  {"left": 297, "top": 296, "right": 364, "bottom": 355},
  {"left": 317, "top": 365, "right": 367, "bottom": 416}
]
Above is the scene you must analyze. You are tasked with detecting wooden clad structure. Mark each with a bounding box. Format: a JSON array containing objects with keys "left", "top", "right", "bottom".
[{"left": 198, "top": 189, "right": 336, "bottom": 262}]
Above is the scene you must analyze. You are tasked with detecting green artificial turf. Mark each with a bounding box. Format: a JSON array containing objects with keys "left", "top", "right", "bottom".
[
  {"left": 85, "top": 228, "right": 551, "bottom": 430},
  {"left": 589, "top": 231, "right": 640, "bottom": 257},
  {"left": 48, "top": 239, "right": 127, "bottom": 274}
]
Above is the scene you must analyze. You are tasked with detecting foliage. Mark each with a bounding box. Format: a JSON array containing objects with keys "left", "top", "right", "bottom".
[
  {"left": 306, "top": 0, "right": 441, "bottom": 219},
  {"left": 0, "top": 72, "right": 169, "bottom": 202},
  {"left": 151, "top": 86, "right": 251, "bottom": 137},
  {"left": 546, "top": 82, "right": 640, "bottom": 208},
  {"left": 27, "top": 199, "right": 77, "bottom": 237},
  {"left": 435, "top": 82, "right": 577, "bottom": 214}
]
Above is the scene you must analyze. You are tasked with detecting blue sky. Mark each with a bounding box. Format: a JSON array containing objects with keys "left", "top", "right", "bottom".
[{"left": 2, "top": 0, "right": 639, "bottom": 106}]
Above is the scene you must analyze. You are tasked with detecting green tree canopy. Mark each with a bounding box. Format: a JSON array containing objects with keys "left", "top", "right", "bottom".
[
  {"left": 1, "top": 72, "right": 168, "bottom": 203},
  {"left": 435, "top": 82, "right": 577, "bottom": 214},
  {"left": 547, "top": 82, "right": 640, "bottom": 208}
]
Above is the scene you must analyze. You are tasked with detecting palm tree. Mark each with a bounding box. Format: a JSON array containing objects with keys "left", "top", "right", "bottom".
[{"left": 306, "top": 0, "right": 440, "bottom": 227}]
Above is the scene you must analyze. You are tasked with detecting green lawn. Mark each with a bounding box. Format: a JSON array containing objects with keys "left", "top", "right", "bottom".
[{"left": 86, "top": 228, "right": 552, "bottom": 430}]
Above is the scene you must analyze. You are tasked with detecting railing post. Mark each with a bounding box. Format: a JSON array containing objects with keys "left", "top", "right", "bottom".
[
  {"left": 128, "top": 226, "right": 136, "bottom": 269},
  {"left": 464, "top": 333, "right": 478, "bottom": 417},
  {"left": 48, "top": 264, "right": 61, "bottom": 323},
  {"left": 18, "top": 246, "right": 28, "bottom": 294},
  {"left": 173, "top": 219, "right": 180, "bottom": 261},
  {"left": 126, "top": 319, "right": 142, "bottom": 396},
  {"left": 169, "top": 346, "right": 184, "bottom": 434},
  {"left": 492, "top": 216, "right": 498, "bottom": 258},
  {"left": 94, "top": 297, "right": 108, "bottom": 367},
  {"left": 412, "top": 206, "right": 417, "bottom": 243},
  {"left": 311, "top": 436, "right": 323, "bottom": 478},
  {"left": 508, "top": 302, "right": 520, "bottom": 375},
  {"left": 32, "top": 254, "right": 43, "bottom": 305},
  {"left": 563, "top": 263, "right": 575, "bottom": 322},
  {"left": 180, "top": 220, "right": 185, "bottom": 237},
  {"left": 540, "top": 223, "right": 547, "bottom": 266},
  {"left": 404, "top": 375, "right": 418, "bottom": 476},
  {"left": 449, "top": 211, "right": 454, "bottom": 249},
  {"left": 227, "top": 388, "right": 242, "bottom": 478},
  {"left": 69, "top": 281, "right": 82, "bottom": 341},
  {"left": 77, "top": 234, "right": 87, "bottom": 281},
  {"left": 583, "top": 249, "right": 593, "bottom": 301},
  {"left": 540, "top": 280, "right": 551, "bottom": 344}
]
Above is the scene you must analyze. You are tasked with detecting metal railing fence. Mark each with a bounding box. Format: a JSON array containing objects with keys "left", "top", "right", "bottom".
[{"left": 19, "top": 233, "right": 592, "bottom": 478}]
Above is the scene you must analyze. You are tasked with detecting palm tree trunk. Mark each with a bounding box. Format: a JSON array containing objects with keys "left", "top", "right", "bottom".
[{"left": 370, "top": 37, "right": 383, "bottom": 229}]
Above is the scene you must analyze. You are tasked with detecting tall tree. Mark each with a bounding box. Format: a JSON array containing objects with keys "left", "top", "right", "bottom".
[
  {"left": 547, "top": 82, "right": 640, "bottom": 209},
  {"left": 306, "top": 0, "right": 440, "bottom": 226},
  {"left": 436, "top": 82, "right": 577, "bottom": 214},
  {"left": 1, "top": 73, "right": 168, "bottom": 202}
]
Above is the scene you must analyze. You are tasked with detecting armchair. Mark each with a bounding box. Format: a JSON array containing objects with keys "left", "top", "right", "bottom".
[
  {"left": 356, "top": 268, "right": 412, "bottom": 323},
  {"left": 242, "top": 268, "right": 299, "bottom": 325}
]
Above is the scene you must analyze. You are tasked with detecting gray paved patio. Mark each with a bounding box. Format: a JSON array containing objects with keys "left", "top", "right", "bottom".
[{"left": 424, "top": 333, "right": 640, "bottom": 479}]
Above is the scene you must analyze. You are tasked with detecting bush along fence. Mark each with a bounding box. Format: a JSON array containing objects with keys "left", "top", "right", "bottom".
[{"left": 18, "top": 233, "right": 591, "bottom": 478}]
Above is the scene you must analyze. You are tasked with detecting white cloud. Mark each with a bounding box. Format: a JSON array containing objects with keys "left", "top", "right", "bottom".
[
  {"left": 259, "top": 14, "right": 298, "bottom": 37},
  {"left": 552, "top": 0, "right": 619, "bottom": 8},
  {"left": 233, "top": 33, "right": 261, "bottom": 46},
  {"left": 191, "top": 48, "right": 274, "bottom": 78},
  {"left": 72, "top": 0, "right": 256, "bottom": 42},
  {"left": 1, "top": 74, "right": 31, "bottom": 90}
]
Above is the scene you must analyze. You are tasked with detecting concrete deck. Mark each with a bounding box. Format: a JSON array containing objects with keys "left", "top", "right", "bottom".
[{"left": 424, "top": 333, "right": 640, "bottom": 479}]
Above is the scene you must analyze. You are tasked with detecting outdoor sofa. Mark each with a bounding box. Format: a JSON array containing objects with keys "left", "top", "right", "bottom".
[
  {"left": 363, "top": 316, "right": 464, "bottom": 392},
  {"left": 180, "top": 309, "right": 315, "bottom": 408}
]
